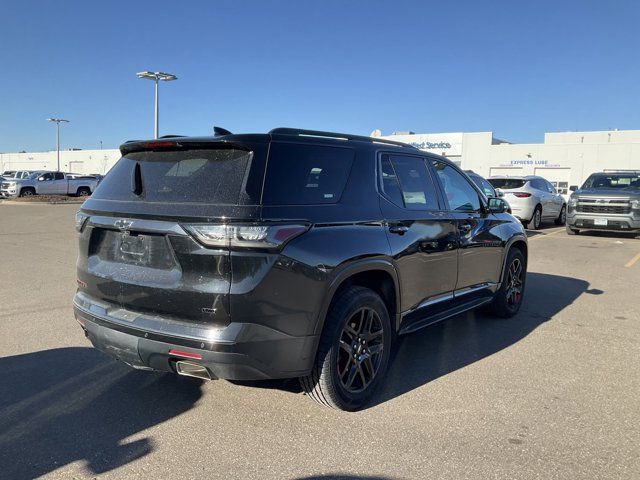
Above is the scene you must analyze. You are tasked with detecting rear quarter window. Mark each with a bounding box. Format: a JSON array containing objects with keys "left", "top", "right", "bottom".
[{"left": 262, "top": 143, "right": 354, "bottom": 205}]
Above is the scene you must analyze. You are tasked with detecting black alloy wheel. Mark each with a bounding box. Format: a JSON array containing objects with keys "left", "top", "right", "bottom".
[
  {"left": 300, "top": 286, "right": 392, "bottom": 411},
  {"left": 488, "top": 248, "right": 527, "bottom": 318},
  {"left": 505, "top": 257, "right": 524, "bottom": 307},
  {"left": 337, "top": 307, "right": 384, "bottom": 394}
]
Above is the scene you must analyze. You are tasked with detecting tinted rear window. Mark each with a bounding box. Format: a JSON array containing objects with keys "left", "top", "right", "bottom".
[
  {"left": 488, "top": 178, "right": 526, "bottom": 189},
  {"left": 262, "top": 143, "right": 354, "bottom": 205},
  {"left": 92, "top": 148, "right": 260, "bottom": 204}
]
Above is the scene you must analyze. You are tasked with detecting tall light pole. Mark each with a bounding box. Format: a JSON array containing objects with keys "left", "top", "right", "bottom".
[
  {"left": 47, "top": 118, "right": 69, "bottom": 172},
  {"left": 136, "top": 71, "right": 177, "bottom": 139}
]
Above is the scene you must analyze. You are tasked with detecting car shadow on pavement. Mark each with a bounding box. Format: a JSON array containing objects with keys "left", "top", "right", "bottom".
[
  {"left": 371, "top": 272, "right": 591, "bottom": 408},
  {"left": 0, "top": 347, "right": 203, "bottom": 479},
  {"left": 525, "top": 224, "right": 563, "bottom": 238},
  {"left": 295, "top": 476, "right": 396, "bottom": 480}
]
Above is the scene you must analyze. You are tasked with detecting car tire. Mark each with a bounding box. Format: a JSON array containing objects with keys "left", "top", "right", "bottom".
[
  {"left": 566, "top": 226, "right": 580, "bottom": 235},
  {"left": 19, "top": 188, "right": 35, "bottom": 197},
  {"left": 76, "top": 187, "right": 91, "bottom": 197},
  {"left": 555, "top": 205, "right": 567, "bottom": 225},
  {"left": 530, "top": 206, "right": 542, "bottom": 230},
  {"left": 299, "top": 286, "right": 392, "bottom": 411},
  {"left": 488, "top": 248, "right": 527, "bottom": 318}
]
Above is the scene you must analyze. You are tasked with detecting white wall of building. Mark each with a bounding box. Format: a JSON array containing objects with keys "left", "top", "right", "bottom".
[
  {"left": 0, "top": 149, "right": 121, "bottom": 175},
  {"left": 383, "top": 129, "right": 640, "bottom": 195}
]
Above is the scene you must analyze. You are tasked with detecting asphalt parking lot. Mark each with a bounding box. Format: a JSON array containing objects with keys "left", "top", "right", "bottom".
[{"left": 0, "top": 203, "right": 638, "bottom": 480}]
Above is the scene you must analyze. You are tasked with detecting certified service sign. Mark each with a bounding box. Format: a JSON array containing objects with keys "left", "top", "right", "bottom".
[{"left": 380, "top": 133, "right": 463, "bottom": 156}]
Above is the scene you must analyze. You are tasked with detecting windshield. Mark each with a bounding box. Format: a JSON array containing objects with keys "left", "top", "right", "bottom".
[
  {"left": 470, "top": 175, "right": 496, "bottom": 197},
  {"left": 581, "top": 174, "right": 640, "bottom": 190},
  {"left": 488, "top": 178, "right": 526, "bottom": 189}
]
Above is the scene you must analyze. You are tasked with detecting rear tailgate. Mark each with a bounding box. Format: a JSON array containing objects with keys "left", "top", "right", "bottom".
[
  {"left": 77, "top": 139, "right": 268, "bottom": 326},
  {"left": 77, "top": 216, "right": 233, "bottom": 324}
]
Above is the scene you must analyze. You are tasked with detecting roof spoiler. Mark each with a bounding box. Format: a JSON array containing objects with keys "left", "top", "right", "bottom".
[{"left": 213, "top": 126, "right": 233, "bottom": 137}]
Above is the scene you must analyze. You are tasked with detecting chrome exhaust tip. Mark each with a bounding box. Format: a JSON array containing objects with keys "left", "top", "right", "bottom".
[{"left": 175, "top": 361, "right": 212, "bottom": 380}]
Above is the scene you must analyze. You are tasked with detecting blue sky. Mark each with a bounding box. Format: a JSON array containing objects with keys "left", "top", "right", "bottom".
[{"left": 1, "top": 0, "right": 639, "bottom": 152}]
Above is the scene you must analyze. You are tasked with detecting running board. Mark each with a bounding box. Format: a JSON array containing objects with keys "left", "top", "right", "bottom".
[{"left": 398, "top": 297, "right": 493, "bottom": 335}]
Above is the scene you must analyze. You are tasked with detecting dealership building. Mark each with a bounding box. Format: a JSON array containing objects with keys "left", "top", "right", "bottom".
[
  {"left": 2, "top": 128, "right": 639, "bottom": 197},
  {"left": 379, "top": 129, "right": 640, "bottom": 195}
]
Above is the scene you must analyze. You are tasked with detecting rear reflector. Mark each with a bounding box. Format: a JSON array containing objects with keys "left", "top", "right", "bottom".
[
  {"left": 512, "top": 192, "right": 532, "bottom": 198},
  {"left": 169, "top": 349, "right": 203, "bottom": 360}
]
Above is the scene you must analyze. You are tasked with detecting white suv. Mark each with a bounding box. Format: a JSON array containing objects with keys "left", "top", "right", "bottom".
[{"left": 488, "top": 175, "right": 566, "bottom": 229}]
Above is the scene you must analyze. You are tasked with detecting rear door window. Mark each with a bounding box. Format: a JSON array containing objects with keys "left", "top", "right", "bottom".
[
  {"left": 530, "top": 178, "right": 547, "bottom": 191},
  {"left": 380, "top": 154, "right": 440, "bottom": 210},
  {"left": 262, "top": 143, "right": 354, "bottom": 205}
]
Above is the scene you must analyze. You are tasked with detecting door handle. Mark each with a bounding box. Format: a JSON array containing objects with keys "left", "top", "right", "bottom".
[
  {"left": 389, "top": 225, "right": 409, "bottom": 235},
  {"left": 458, "top": 223, "right": 472, "bottom": 233}
]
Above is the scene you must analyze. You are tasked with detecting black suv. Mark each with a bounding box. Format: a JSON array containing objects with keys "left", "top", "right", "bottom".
[{"left": 74, "top": 128, "right": 528, "bottom": 410}]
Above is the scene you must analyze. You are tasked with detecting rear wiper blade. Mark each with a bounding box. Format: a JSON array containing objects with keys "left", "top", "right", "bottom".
[{"left": 132, "top": 162, "right": 143, "bottom": 196}]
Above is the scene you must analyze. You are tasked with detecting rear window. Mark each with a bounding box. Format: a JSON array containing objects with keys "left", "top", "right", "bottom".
[
  {"left": 92, "top": 148, "right": 260, "bottom": 204},
  {"left": 262, "top": 143, "right": 354, "bottom": 205},
  {"left": 488, "top": 178, "right": 526, "bottom": 189}
]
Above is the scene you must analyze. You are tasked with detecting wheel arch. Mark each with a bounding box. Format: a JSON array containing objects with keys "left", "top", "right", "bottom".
[
  {"left": 499, "top": 236, "right": 528, "bottom": 285},
  {"left": 314, "top": 259, "right": 401, "bottom": 336}
]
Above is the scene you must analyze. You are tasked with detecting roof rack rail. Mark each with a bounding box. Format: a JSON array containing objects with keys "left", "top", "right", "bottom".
[
  {"left": 268, "top": 127, "right": 416, "bottom": 148},
  {"left": 602, "top": 169, "right": 640, "bottom": 173},
  {"left": 159, "top": 135, "right": 186, "bottom": 139}
]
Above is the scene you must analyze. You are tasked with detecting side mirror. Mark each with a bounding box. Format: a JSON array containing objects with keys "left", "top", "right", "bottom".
[
  {"left": 569, "top": 185, "right": 578, "bottom": 192},
  {"left": 488, "top": 197, "right": 507, "bottom": 214},
  {"left": 495, "top": 188, "right": 505, "bottom": 198}
]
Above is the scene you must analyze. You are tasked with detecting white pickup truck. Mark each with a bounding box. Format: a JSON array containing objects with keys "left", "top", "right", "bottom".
[{"left": 0, "top": 171, "right": 100, "bottom": 198}]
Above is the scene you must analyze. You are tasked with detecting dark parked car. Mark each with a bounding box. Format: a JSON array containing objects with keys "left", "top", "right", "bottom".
[
  {"left": 465, "top": 170, "right": 512, "bottom": 214},
  {"left": 73, "top": 128, "right": 528, "bottom": 410}
]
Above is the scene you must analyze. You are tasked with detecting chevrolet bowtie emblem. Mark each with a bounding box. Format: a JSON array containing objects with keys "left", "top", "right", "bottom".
[{"left": 114, "top": 219, "right": 134, "bottom": 230}]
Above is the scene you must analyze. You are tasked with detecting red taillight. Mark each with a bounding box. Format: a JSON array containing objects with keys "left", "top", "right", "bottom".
[
  {"left": 512, "top": 192, "right": 532, "bottom": 198},
  {"left": 169, "top": 349, "right": 203, "bottom": 360},
  {"left": 274, "top": 226, "right": 308, "bottom": 242},
  {"left": 76, "top": 278, "right": 87, "bottom": 288}
]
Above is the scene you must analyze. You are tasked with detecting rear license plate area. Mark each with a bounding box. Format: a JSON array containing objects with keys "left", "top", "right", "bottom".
[{"left": 119, "top": 233, "right": 149, "bottom": 263}]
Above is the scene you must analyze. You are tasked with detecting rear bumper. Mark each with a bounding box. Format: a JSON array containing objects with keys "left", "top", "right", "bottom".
[
  {"left": 566, "top": 212, "right": 640, "bottom": 232},
  {"left": 73, "top": 291, "right": 318, "bottom": 380},
  {"left": 508, "top": 203, "right": 536, "bottom": 222}
]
